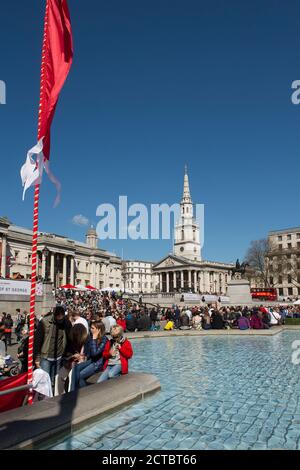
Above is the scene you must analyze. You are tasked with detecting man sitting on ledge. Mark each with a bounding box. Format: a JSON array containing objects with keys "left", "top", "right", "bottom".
[{"left": 97, "top": 325, "right": 133, "bottom": 383}]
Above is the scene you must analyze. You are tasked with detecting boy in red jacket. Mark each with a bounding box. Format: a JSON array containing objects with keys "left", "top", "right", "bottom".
[{"left": 97, "top": 325, "right": 133, "bottom": 383}]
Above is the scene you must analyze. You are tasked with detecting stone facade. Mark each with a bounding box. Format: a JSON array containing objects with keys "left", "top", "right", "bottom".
[
  {"left": 0, "top": 218, "right": 122, "bottom": 289},
  {"left": 122, "top": 260, "right": 159, "bottom": 294},
  {"left": 267, "top": 227, "right": 300, "bottom": 298}
]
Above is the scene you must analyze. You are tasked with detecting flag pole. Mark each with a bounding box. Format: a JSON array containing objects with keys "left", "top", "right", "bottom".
[
  {"left": 27, "top": 0, "right": 49, "bottom": 405},
  {"left": 27, "top": 184, "right": 40, "bottom": 404}
]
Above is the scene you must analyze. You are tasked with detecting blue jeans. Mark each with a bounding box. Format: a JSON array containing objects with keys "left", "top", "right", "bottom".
[
  {"left": 70, "top": 359, "right": 97, "bottom": 391},
  {"left": 40, "top": 358, "right": 61, "bottom": 385},
  {"left": 97, "top": 364, "right": 122, "bottom": 383}
]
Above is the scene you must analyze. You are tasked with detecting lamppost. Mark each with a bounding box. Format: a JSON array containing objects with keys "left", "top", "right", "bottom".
[{"left": 121, "top": 262, "right": 127, "bottom": 294}]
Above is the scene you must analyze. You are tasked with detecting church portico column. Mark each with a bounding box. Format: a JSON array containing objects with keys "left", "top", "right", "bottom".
[
  {"left": 188, "top": 270, "right": 192, "bottom": 290},
  {"left": 193, "top": 271, "right": 197, "bottom": 292},
  {"left": 174, "top": 271, "right": 177, "bottom": 291},
  {"left": 180, "top": 271, "right": 184, "bottom": 291},
  {"left": 159, "top": 273, "right": 162, "bottom": 292},
  {"left": 204, "top": 271, "right": 210, "bottom": 293},
  {"left": 199, "top": 272, "right": 204, "bottom": 293},
  {"left": 166, "top": 272, "right": 170, "bottom": 293}
]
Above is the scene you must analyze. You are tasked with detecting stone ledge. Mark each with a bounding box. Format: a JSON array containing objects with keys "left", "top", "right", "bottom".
[
  {"left": 126, "top": 326, "right": 284, "bottom": 339},
  {"left": 0, "top": 372, "right": 160, "bottom": 450}
]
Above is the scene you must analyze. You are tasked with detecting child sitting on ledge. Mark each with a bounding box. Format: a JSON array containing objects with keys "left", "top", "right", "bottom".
[{"left": 97, "top": 325, "right": 133, "bottom": 383}]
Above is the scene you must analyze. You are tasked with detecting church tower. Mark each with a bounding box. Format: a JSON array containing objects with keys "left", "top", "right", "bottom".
[{"left": 173, "top": 166, "right": 201, "bottom": 261}]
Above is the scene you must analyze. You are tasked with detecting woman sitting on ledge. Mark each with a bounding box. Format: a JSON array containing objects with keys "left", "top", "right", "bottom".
[
  {"left": 71, "top": 321, "right": 108, "bottom": 390},
  {"left": 97, "top": 325, "right": 133, "bottom": 383}
]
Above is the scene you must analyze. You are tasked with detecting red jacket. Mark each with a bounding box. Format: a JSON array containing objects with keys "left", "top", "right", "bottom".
[{"left": 102, "top": 338, "right": 133, "bottom": 374}]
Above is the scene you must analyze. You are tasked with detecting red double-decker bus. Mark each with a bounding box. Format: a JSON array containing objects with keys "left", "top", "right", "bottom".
[{"left": 250, "top": 288, "right": 277, "bottom": 301}]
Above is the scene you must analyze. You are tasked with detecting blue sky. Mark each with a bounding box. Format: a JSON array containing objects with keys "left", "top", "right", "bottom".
[{"left": 0, "top": 0, "right": 300, "bottom": 263}]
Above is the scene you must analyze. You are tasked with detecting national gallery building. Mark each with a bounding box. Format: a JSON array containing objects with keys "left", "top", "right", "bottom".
[{"left": 0, "top": 217, "right": 122, "bottom": 290}]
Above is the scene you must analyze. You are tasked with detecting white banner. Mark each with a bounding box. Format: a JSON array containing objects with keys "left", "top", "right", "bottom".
[
  {"left": 201, "top": 294, "right": 230, "bottom": 303},
  {"left": 0, "top": 280, "right": 43, "bottom": 296},
  {"left": 182, "top": 293, "right": 201, "bottom": 301}
]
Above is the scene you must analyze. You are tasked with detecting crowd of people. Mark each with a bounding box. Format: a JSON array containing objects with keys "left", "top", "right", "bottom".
[{"left": 1, "top": 287, "right": 300, "bottom": 397}]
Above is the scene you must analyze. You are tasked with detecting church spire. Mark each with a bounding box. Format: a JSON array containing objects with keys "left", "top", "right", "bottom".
[{"left": 182, "top": 164, "right": 192, "bottom": 204}]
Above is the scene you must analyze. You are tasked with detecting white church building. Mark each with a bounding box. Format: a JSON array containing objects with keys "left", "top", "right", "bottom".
[{"left": 153, "top": 168, "right": 233, "bottom": 295}]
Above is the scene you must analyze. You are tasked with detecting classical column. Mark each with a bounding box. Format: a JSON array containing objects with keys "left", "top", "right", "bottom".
[
  {"left": 159, "top": 273, "right": 163, "bottom": 292},
  {"left": 70, "top": 257, "right": 75, "bottom": 285},
  {"left": 50, "top": 252, "right": 55, "bottom": 283},
  {"left": 1, "top": 235, "right": 7, "bottom": 277},
  {"left": 174, "top": 271, "right": 177, "bottom": 291},
  {"left": 193, "top": 271, "right": 197, "bottom": 292},
  {"left": 63, "top": 255, "right": 67, "bottom": 285},
  {"left": 204, "top": 271, "right": 210, "bottom": 293},
  {"left": 199, "top": 271, "right": 204, "bottom": 293},
  {"left": 188, "top": 270, "right": 192, "bottom": 290},
  {"left": 181, "top": 271, "right": 184, "bottom": 290},
  {"left": 42, "top": 252, "right": 46, "bottom": 279},
  {"left": 166, "top": 272, "right": 170, "bottom": 293}
]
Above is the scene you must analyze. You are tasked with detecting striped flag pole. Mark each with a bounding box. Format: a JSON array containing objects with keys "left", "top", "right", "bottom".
[
  {"left": 22, "top": 0, "right": 73, "bottom": 404},
  {"left": 27, "top": 184, "right": 40, "bottom": 404},
  {"left": 27, "top": 1, "right": 50, "bottom": 404}
]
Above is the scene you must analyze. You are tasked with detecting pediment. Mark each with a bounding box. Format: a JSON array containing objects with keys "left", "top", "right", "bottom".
[{"left": 153, "top": 254, "right": 192, "bottom": 270}]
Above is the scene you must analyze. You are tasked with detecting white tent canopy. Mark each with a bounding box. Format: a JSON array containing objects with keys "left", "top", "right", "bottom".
[
  {"left": 75, "top": 284, "right": 88, "bottom": 291},
  {"left": 293, "top": 299, "right": 300, "bottom": 305}
]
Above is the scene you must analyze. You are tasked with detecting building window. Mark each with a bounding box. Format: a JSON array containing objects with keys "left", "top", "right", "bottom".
[
  {"left": 288, "top": 243, "right": 292, "bottom": 249},
  {"left": 278, "top": 275, "right": 283, "bottom": 284},
  {"left": 297, "top": 233, "right": 300, "bottom": 239},
  {"left": 269, "top": 276, "right": 274, "bottom": 285},
  {"left": 287, "top": 234, "right": 292, "bottom": 240},
  {"left": 181, "top": 230, "right": 184, "bottom": 241},
  {"left": 278, "top": 288, "right": 283, "bottom": 296},
  {"left": 278, "top": 236, "right": 282, "bottom": 241},
  {"left": 297, "top": 242, "right": 300, "bottom": 249},
  {"left": 288, "top": 287, "right": 293, "bottom": 296},
  {"left": 288, "top": 274, "right": 292, "bottom": 283},
  {"left": 278, "top": 245, "right": 282, "bottom": 251}
]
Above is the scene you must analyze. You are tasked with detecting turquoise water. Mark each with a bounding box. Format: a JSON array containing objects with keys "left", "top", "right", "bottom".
[{"left": 45, "top": 332, "right": 300, "bottom": 450}]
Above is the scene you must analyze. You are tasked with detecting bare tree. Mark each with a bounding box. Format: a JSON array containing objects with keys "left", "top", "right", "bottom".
[{"left": 244, "top": 239, "right": 272, "bottom": 287}]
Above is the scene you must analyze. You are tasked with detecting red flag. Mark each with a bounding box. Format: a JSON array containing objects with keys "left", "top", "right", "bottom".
[{"left": 21, "top": 0, "right": 73, "bottom": 204}]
